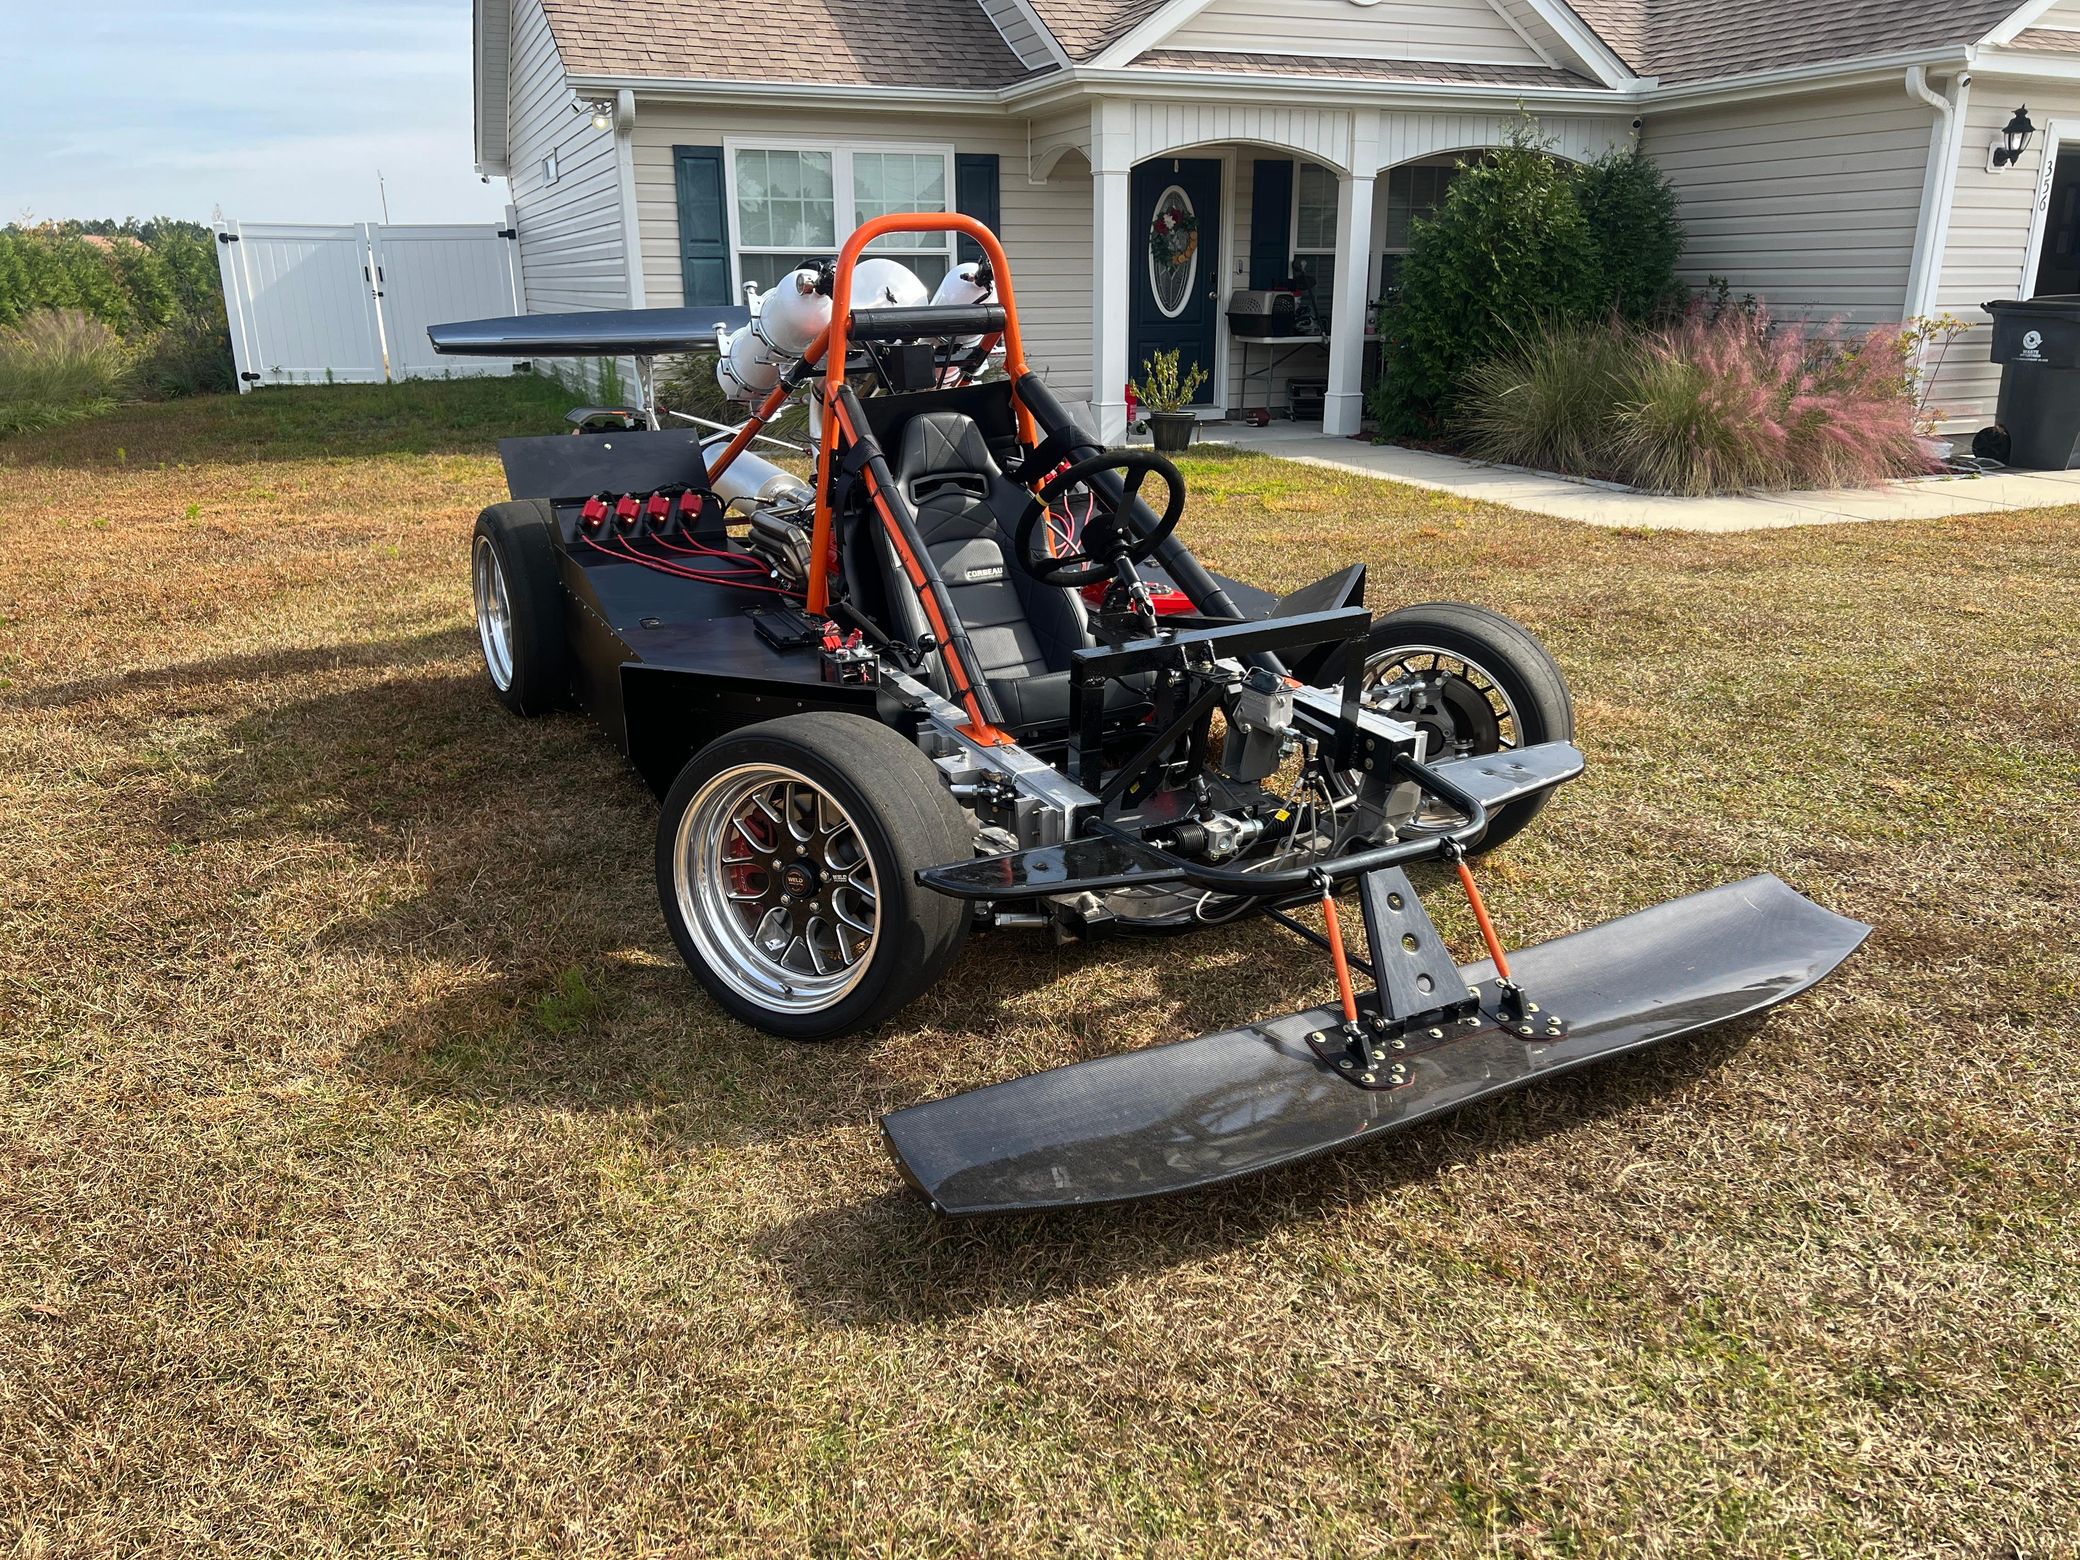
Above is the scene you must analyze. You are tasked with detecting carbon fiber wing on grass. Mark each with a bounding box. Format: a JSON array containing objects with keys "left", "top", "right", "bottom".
[{"left": 881, "top": 875, "right": 1869, "bottom": 1215}]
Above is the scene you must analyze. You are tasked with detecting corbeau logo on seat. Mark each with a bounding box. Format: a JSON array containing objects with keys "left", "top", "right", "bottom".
[{"left": 956, "top": 562, "right": 1006, "bottom": 583}]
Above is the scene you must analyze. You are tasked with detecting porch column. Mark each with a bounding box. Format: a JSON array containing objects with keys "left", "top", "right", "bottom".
[
  {"left": 1324, "top": 111, "right": 1382, "bottom": 437},
  {"left": 1091, "top": 99, "right": 1133, "bottom": 445}
]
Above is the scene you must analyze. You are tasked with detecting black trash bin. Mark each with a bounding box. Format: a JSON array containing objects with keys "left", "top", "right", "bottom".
[{"left": 1980, "top": 296, "right": 2080, "bottom": 468}]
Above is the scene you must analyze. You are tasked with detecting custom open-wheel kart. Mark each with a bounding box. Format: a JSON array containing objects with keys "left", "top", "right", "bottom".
[{"left": 433, "top": 214, "right": 1868, "bottom": 1215}]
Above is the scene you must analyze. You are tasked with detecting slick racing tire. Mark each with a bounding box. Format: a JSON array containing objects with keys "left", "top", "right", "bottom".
[
  {"left": 472, "top": 499, "right": 571, "bottom": 716},
  {"left": 1361, "top": 602, "right": 1574, "bottom": 855},
  {"left": 656, "top": 713, "right": 973, "bottom": 1040}
]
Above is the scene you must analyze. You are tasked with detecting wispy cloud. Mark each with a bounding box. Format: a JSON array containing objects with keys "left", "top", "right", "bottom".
[{"left": 5, "top": 0, "right": 508, "bottom": 224}]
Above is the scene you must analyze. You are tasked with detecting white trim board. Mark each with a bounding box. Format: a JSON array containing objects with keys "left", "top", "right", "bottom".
[{"left": 2021, "top": 117, "right": 2080, "bottom": 296}]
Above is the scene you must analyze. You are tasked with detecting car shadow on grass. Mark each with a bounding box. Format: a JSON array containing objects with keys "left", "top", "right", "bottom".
[
  {"left": 84, "top": 645, "right": 1768, "bottom": 1233},
  {"left": 2, "top": 627, "right": 465, "bottom": 713},
  {"left": 758, "top": 1020, "right": 1756, "bottom": 1324}
]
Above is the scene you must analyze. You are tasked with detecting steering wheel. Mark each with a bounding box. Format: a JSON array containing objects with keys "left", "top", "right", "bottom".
[{"left": 1014, "top": 451, "right": 1186, "bottom": 588}]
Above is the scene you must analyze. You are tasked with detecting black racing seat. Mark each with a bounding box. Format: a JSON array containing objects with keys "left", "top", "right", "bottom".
[{"left": 878, "top": 410, "right": 1147, "bottom": 734}]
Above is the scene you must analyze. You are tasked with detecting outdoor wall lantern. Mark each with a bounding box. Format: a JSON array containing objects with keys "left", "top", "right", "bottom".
[{"left": 1991, "top": 105, "right": 2036, "bottom": 170}]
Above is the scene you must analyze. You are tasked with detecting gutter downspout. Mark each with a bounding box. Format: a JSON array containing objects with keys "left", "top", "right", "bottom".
[
  {"left": 1904, "top": 64, "right": 1971, "bottom": 325},
  {"left": 612, "top": 87, "right": 646, "bottom": 311}
]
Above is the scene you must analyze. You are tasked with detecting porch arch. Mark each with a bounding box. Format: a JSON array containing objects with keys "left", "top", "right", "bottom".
[
  {"left": 1370, "top": 113, "right": 1630, "bottom": 175},
  {"left": 1125, "top": 103, "right": 1355, "bottom": 174}
]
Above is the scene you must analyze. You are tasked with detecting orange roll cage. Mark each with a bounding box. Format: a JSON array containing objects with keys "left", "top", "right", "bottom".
[{"left": 704, "top": 213, "right": 1035, "bottom": 746}]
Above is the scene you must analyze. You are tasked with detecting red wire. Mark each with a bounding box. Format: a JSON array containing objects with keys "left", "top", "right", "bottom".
[
  {"left": 646, "top": 530, "right": 765, "bottom": 567},
  {"left": 580, "top": 533, "right": 804, "bottom": 598}
]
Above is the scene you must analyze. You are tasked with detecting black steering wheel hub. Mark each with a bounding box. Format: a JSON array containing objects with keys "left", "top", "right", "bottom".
[{"left": 1014, "top": 450, "right": 1186, "bottom": 588}]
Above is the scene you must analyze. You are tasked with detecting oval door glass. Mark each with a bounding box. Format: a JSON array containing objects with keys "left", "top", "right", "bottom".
[{"left": 1147, "top": 184, "right": 1198, "bottom": 320}]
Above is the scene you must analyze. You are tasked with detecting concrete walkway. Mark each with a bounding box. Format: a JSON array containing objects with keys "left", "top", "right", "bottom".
[{"left": 1196, "top": 424, "right": 2080, "bottom": 532}]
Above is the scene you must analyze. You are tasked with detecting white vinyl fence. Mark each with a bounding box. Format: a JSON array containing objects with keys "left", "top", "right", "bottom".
[{"left": 216, "top": 220, "right": 523, "bottom": 390}]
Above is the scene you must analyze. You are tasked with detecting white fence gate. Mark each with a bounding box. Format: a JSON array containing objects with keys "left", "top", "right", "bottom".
[{"left": 216, "top": 220, "right": 522, "bottom": 390}]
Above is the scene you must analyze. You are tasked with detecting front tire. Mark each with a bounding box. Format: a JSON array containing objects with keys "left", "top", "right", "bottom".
[
  {"left": 1361, "top": 602, "right": 1574, "bottom": 854},
  {"left": 472, "top": 499, "right": 570, "bottom": 716},
  {"left": 656, "top": 714, "right": 973, "bottom": 1040}
]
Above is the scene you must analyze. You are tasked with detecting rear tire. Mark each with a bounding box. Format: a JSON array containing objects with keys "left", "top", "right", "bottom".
[
  {"left": 472, "top": 499, "right": 570, "bottom": 716},
  {"left": 1361, "top": 602, "right": 1573, "bottom": 855},
  {"left": 656, "top": 713, "right": 973, "bottom": 1040}
]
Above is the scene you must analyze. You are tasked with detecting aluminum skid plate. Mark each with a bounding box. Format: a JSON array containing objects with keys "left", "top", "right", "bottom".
[{"left": 882, "top": 875, "right": 1869, "bottom": 1215}]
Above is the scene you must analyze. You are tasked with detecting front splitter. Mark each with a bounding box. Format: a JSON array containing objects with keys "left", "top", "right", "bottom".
[{"left": 881, "top": 874, "right": 1869, "bottom": 1215}]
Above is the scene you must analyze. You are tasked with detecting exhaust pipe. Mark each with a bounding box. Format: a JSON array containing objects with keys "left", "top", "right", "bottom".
[{"left": 700, "top": 434, "right": 811, "bottom": 510}]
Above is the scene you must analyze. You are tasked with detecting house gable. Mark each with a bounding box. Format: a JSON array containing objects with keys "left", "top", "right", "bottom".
[
  {"left": 1985, "top": 0, "right": 2080, "bottom": 45},
  {"left": 1086, "top": 0, "right": 1633, "bottom": 84},
  {"left": 1159, "top": 0, "right": 1547, "bottom": 67}
]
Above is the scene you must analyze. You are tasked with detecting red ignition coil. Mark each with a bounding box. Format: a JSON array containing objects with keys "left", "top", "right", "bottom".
[
  {"left": 645, "top": 489, "right": 675, "bottom": 534},
  {"left": 578, "top": 494, "right": 611, "bottom": 535},
  {"left": 613, "top": 493, "right": 644, "bottom": 534}
]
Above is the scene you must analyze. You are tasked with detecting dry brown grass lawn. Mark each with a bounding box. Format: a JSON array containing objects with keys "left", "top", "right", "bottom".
[{"left": 2, "top": 379, "right": 2076, "bottom": 1556}]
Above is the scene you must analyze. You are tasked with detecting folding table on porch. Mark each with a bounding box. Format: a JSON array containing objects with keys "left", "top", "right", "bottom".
[{"left": 1232, "top": 332, "right": 1328, "bottom": 420}]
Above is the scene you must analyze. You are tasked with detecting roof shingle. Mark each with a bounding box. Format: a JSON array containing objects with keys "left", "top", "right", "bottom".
[
  {"left": 538, "top": 0, "right": 1036, "bottom": 88},
  {"left": 1023, "top": 0, "right": 1170, "bottom": 60},
  {"left": 1596, "top": 0, "right": 2020, "bottom": 83},
  {"left": 1025, "top": 0, "right": 2038, "bottom": 84}
]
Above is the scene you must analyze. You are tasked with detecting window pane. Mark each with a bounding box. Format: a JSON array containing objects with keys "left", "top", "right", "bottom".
[
  {"left": 736, "top": 149, "right": 834, "bottom": 254},
  {"left": 855, "top": 152, "right": 948, "bottom": 223},
  {"left": 1295, "top": 162, "right": 1339, "bottom": 252},
  {"left": 740, "top": 252, "right": 806, "bottom": 295}
]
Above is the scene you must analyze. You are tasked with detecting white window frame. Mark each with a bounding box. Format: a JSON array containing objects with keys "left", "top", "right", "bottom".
[
  {"left": 1289, "top": 160, "right": 1340, "bottom": 327},
  {"left": 1371, "top": 156, "right": 1476, "bottom": 303},
  {"left": 2022, "top": 120, "right": 2078, "bottom": 299},
  {"left": 721, "top": 137, "right": 958, "bottom": 299}
]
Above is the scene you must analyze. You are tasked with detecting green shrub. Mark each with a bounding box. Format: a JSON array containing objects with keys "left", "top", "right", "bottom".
[
  {"left": 1575, "top": 149, "right": 1684, "bottom": 322},
  {"left": 1370, "top": 124, "right": 1602, "bottom": 437},
  {"left": 1458, "top": 322, "right": 1639, "bottom": 475},
  {"left": 136, "top": 313, "right": 237, "bottom": 399},
  {"left": 0, "top": 221, "right": 219, "bottom": 337},
  {"left": 0, "top": 309, "right": 134, "bottom": 433}
]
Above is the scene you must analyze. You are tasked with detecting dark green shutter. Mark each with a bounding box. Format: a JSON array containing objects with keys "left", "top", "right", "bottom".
[
  {"left": 1249, "top": 158, "right": 1294, "bottom": 290},
  {"left": 674, "top": 145, "right": 730, "bottom": 306},
  {"left": 954, "top": 153, "right": 1000, "bottom": 263}
]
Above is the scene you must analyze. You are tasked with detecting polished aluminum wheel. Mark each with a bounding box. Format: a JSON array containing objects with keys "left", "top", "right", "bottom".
[
  {"left": 672, "top": 764, "right": 880, "bottom": 1015},
  {"left": 473, "top": 534, "right": 516, "bottom": 692}
]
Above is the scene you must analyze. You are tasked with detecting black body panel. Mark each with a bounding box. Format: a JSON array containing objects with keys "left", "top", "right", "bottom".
[
  {"left": 500, "top": 428, "right": 719, "bottom": 505},
  {"left": 880, "top": 875, "right": 1870, "bottom": 1215}
]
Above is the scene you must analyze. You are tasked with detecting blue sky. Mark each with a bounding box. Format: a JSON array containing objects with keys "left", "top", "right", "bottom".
[{"left": 4, "top": 1, "right": 510, "bottom": 224}]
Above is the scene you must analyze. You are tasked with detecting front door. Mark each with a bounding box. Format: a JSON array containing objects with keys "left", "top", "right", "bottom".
[{"left": 1129, "top": 157, "right": 1222, "bottom": 407}]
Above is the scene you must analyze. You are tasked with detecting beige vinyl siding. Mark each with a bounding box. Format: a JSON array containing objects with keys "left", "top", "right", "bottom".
[
  {"left": 1645, "top": 87, "right": 1930, "bottom": 328},
  {"left": 631, "top": 105, "right": 1095, "bottom": 401},
  {"left": 1166, "top": 0, "right": 1545, "bottom": 64},
  {"left": 1927, "top": 83, "right": 2080, "bottom": 431},
  {"left": 1488, "top": 0, "right": 1595, "bottom": 73},
  {"left": 979, "top": 0, "right": 1057, "bottom": 70},
  {"left": 504, "top": 0, "right": 628, "bottom": 319}
]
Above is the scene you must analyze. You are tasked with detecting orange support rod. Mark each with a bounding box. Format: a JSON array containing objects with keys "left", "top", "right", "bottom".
[
  {"left": 809, "top": 212, "right": 1035, "bottom": 616},
  {"left": 1453, "top": 857, "right": 1514, "bottom": 984},
  {"left": 825, "top": 391, "right": 1013, "bottom": 748},
  {"left": 1320, "top": 887, "right": 1362, "bottom": 1027},
  {"left": 705, "top": 326, "right": 831, "bottom": 489}
]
